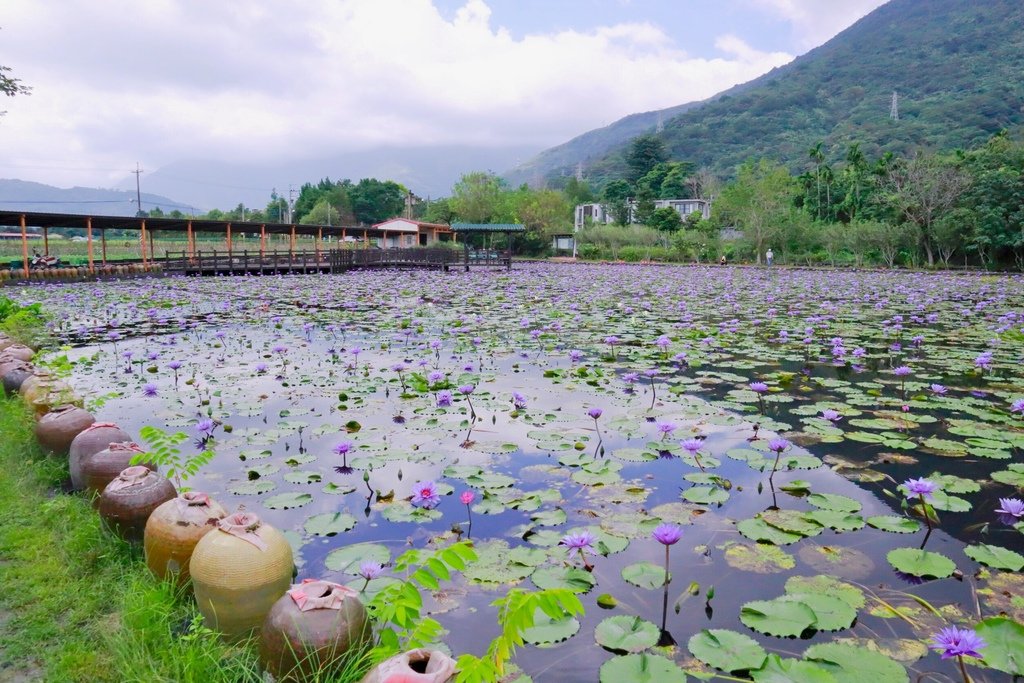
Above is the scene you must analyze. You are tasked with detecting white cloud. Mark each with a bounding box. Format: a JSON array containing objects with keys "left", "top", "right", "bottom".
[
  {"left": 749, "top": 0, "right": 890, "bottom": 49},
  {"left": 0, "top": 0, "right": 796, "bottom": 188}
]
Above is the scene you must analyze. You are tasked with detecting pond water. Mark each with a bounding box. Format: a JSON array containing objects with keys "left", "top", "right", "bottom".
[{"left": 12, "top": 263, "right": 1024, "bottom": 682}]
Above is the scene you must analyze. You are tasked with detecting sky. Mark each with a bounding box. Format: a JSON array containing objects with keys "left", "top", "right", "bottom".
[{"left": 0, "top": 0, "right": 888, "bottom": 193}]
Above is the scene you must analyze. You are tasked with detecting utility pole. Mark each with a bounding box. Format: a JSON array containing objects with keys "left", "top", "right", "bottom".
[
  {"left": 132, "top": 162, "right": 144, "bottom": 216},
  {"left": 288, "top": 185, "right": 297, "bottom": 224},
  {"left": 890, "top": 91, "right": 899, "bottom": 121}
]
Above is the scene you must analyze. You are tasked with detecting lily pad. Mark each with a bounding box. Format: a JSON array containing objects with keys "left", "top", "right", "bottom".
[
  {"left": 324, "top": 542, "right": 390, "bottom": 573},
  {"left": 866, "top": 515, "right": 920, "bottom": 534},
  {"left": 964, "top": 544, "right": 1024, "bottom": 571},
  {"left": 974, "top": 616, "right": 1024, "bottom": 675},
  {"left": 688, "top": 628, "right": 767, "bottom": 672},
  {"left": 740, "top": 598, "right": 817, "bottom": 637},
  {"left": 621, "top": 562, "right": 669, "bottom": 589},
  {"left": 594, "top": 616, "right": 661, "bottom": 653},
  {"left": 264, "top": 491, "right": 314, "bottom": 510},
  {"left": 598, "top": 653, "right": 686, "bottom": 683},
  {"left": 886, "top": 548, "right": 956, "bottom": 578},
  {"left": 304, "top": 511, "right": 357, "bottom": 536},
  {"left": 802, "top": 643, "right": 907, "bottom": 683}
]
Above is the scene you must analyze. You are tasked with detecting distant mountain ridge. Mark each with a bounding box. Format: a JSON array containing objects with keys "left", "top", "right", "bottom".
[
  {"left": 0, "top": 179, "right": 187, "bottom": 217},
  {"left": 515, "top": 0, "right": 1024, "bottom": 187}
]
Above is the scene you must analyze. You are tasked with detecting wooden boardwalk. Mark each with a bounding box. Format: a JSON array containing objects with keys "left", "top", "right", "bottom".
[{"left": 163, "top": 248, "right": 511, "bottom": 276}]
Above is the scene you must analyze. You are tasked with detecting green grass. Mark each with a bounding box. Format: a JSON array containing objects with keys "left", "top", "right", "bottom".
[{"left": 0, "top": 394, "right": 379, "bottom": 682}]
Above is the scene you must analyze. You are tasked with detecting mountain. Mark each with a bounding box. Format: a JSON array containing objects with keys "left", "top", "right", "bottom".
[
  {"left": 523, "top": 0, "right": 1024, "bottom": 187},
  {"left": 0, "top": 179, "right": 187, "bottom": 217},
  {"left": 502, "top": 101, "right": 702, "bottom": 188},
  {"left": 119, "top": 145, "right": 539, "bottom": 211}
]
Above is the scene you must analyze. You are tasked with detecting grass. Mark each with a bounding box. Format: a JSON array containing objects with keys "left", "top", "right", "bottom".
[{"left": 0, "top": 394, "right": 375, "bottom": 682}]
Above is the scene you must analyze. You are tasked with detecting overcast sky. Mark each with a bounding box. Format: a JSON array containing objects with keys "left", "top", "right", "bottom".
[{"left": 0, "top": 0, "right": 887, "bottom": 190}]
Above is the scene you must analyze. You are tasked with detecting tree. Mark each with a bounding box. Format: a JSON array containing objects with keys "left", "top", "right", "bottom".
[
  {"left": 421, "top": 197, "right": 457, "bottom": 226},
  {"left": 648, "top": 207, "right": 683, "bottom": 232},
  {"left": 714, "top": 159, "right": 797, "bottom": 264},
  {"left": 808, "top": 142, "right": 824, "bottom": 220},
  {"left": 561, "top": 177, "right": 594, "bottom": 205},
  {"left": 600, "top": 179, "right": 632, "bottom": 226},
  {"left": 349, "top": 178, "right": 406, "bottom": 225},
  {"left": 882, "top": 153, "right": 971, "bottom": 266},
  {"left": 855, "top": 219, "right": 918, "bottom": 268},
  {"left": 625, "top": 135, "right": 668, "bottom": 185},
  {"left": 451, "top": 172, "right": 508, "bottom": 224},
  {"left": 1, "top": 56, "right": 30, "bottom": 116},
  {"left": 265, "top": 191, "right": 289, "bottom": 223}
]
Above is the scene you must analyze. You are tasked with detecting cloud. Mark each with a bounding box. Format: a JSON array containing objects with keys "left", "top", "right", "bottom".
[
  {"left": 748, "top": 0, "right": 889, "bottom": 49},
  {"left": 0, "top": 0, "right": 795, "bottom": 188}
]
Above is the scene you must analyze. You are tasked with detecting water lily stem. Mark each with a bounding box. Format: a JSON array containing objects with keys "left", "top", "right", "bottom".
[
  {"left": 918, "top": 493, "right": 932, "bottom": 532},
  {"left": 957, "top": 654, "right": 972, "bottom": 683}
]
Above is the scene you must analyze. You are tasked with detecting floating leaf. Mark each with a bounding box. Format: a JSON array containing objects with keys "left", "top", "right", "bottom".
[
  {"left": 594, "top": 616, "right": 660, "bottom": 653},
  {"left": 866, "top": 516, "right": 920, "bottom": 534},
  {"left": 783, "top": 594, "right": 856, "bottom": 632},
  {"left": 964, "top": 544, "right": 1024, "bottom": 571},
  {"left": 598, "top": 653, "right": 686, "bottom": 683},
  {"left": 723, "top": 542, "right": 795, "bottom": 574},
  {"left": 974, "top": 616, "right": 1024, "bottom": 675},
  {"left": 802, "top": 643, "right": 908, "bottom": 683},
  {"left": 737, "top": 518, "right": 804, "bottom": 545},
  {"left": 303, "top": 511, "right": 357, "bottom": 536},
  {"left": 264, "top": 491, "right": 314, "bottom": 510},
  {"left": 687, "top": 628, "right": 767, "bottom": 672},
  {"left": 531, "top": 566, "right": 597, "bottom": 593},
  {"left": 751, "top": 655, "right": 837, "bottom": 683},
  {"left": 784, "top": 575, "right": 865, "bottom": 610},
  {"left": 886, "top": 548, "right": 956, "bottom": 578},
  {"left": 807, "top": 493, "right": 861, "bottom": 513},
  {"left": 740, "top": 598, "right": 817, "bottom": 637},
  {"left": 621, "top": 562, "right": 669, "bottom": 589},
  {"left": 324, "top": 543, "right": 390, "bottom": 574},
  {"left": 521, "top": 609, "right": 579, "bottom": 646}
]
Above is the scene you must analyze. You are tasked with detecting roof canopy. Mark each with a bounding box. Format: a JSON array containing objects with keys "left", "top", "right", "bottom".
[{"left": 451, "top": 223, "right": 525, "bottom": 233}]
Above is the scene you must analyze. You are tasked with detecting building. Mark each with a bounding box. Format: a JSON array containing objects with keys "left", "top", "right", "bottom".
[
  {"left": 371, "top": 219, "right": 453, "bottom": 248},
  {"left": 573, "top": 198, "right": 711, "bottom": 231}
]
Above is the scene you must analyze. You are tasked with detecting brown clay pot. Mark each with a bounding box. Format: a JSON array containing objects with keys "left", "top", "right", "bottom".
[
  {"left": 0, "top": 344, "right": 34, "bottom": 362},
  {"left": 69, "top": 423, "right": 132, "bottom": 490},
  {"left": 81, "top": 442, "right": 154, "bottom": 498},
  {"left": 0, "top": 336, "right": 14, "bottom": 352},
  {"left": 144, "top": 492, "right": 227, "bottom": 584},
  {"left": 1, "top": 360, "right": 35, "bottom": 394},
  {"left": 260, "top": 580, "right": 370, "bottom": 681},
  {"left": 359, "top": 649, "right": 457, "bottom": 683},
  {"left": 34, "top": 404, "right": 95, "bottom": 455},
  {"left": 20, "top": 374, "right": 72, "bottom": 406},
  {"left": 98, "top": 466, "right": 176, "bottom": 541},
  {"left": 190, "top": 513, "right": 294, "bottom": 640}
]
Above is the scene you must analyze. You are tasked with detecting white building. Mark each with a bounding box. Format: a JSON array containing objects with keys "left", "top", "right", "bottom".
[{"left": 573, "top": 198, "right": 711, "bottom": 231}]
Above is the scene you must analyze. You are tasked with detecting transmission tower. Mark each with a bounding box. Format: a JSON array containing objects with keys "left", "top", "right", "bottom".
[
  {"left": 575, "top": 162, "right": 584, "bottom": 181},
  {"left": 890, "top": 91, "right": 899, "bottom": 121},
  {"left": 656, "top": 111, "right": 664, "bottom": 133}
]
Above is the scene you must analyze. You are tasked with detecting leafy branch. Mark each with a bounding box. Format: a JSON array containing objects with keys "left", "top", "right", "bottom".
[{"left": 133, "top": 425, "right": 214, "bottom": 491}]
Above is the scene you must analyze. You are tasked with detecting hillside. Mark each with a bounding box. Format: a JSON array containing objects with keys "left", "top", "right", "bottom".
[
  {"left": 0, "top": 179, "right": 187, "bottom": 217},
  {"left": 532, "top": 0, "right": 1024, "bottom": 187},
  {"left": 502, "top": 100, "right": 701, "bottom": 188}
]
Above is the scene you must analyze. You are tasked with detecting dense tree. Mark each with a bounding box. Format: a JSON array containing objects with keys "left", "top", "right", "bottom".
[
  {"left": 349, "top": 178, "right": 406, "bottom": 225},
  {"left": 625, "top": 135, "right": 668, "bottom": 185},
  {"left": 648, "top": 207, "right": 683, "bottom": 232},
  {"left": 715, "top": 159, "right": 798, "bottom": 264},
  {"left": 1, "top": 56, "right": 30, "bottom": 116},
  {"left": 451, "top": 172, "right": 508, "bottom": 224},
  {"left": 600, "top": 179, "right": 632, "bottom": 226}
]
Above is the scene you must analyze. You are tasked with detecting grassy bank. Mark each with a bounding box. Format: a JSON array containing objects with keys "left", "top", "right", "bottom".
[{"left": 0, "top": 396, "right": 264, "bottom": 682}]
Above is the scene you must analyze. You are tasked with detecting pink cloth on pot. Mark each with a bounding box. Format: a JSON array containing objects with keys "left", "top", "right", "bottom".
[
  {"left": 106, "top": 465, "right": 152, "bottom": 491},
  {"left": 217, "top": 512, "right": 268, "bottom": 551},
  {"left": 174, "top": 491, "right": 211, "bottom": 514},
  {"left": 287, "top": 579, "right": 359, "bottom": 611}
]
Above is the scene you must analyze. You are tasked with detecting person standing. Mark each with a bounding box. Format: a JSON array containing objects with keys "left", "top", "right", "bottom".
[{"left": 765, "top": 248, "right": 774, "bottom": 266}]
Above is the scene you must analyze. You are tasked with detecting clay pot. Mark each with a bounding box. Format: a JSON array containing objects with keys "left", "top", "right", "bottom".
[
  {"left": 98, "top": 466, "right": 176, "bottom": 541},
  {"left": 81, "top": 441, "right": 154, "bottom": 497},
  {"left": 144, "top": 492, "right": 227, "bottom": 584},
  {"left": 1, "top": 360, "right": 35, "bottom": 394},
  {"left": 190, "top": 512, "right": 294, "bottom": 640},
  {"left": 260, "top": 579, "right": 370, "bottom": 681},
  {"left": 20, "top": 374, "right": 72, "bottom": 406},
  {"left": 0, "top": 344, "right": 34, "bottom": 362},
  {"left": 68, "top": 423, "right": 132, "bottom": 490},
  {"left": 34, "top": 404, "right": 95, "bottom": 455},
  {"left": 31, "top": 390, "right": 83, "bottom": 417},
  {"left": 359, "top": 649, "right": 457, "bottom": 683}
]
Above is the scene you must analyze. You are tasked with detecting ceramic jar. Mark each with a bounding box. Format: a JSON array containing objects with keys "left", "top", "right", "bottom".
[
  {"left": 34, "top": 404, "right": 95, "bottom": 455},
  {"left": 190, "top": 513, "right": 294, "bottom": 639},
  {"left": 68, "top": 423, "right": 133, "bottom": 490},
  {"left": 359, "top": 649, "right": 458, "bottom": 683},
  {"left": 144, "top": 492, "right": 228, "bottom": 584},
  {"left": 1, "top": 360, "right": 35, "bottom": 394},
  {"left": 260, "top": 579, "right": 370, "bottom": 681},
  {"left": 97, "top": 466, "right": 177, "bottom": 541},
  {"left": 81, "top": 442, "right": 153, "bottom": 497}
]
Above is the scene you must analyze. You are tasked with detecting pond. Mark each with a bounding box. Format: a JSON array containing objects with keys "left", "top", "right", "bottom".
[{"left": 12, "top": 263, "right": 1024, "bottom": 682}]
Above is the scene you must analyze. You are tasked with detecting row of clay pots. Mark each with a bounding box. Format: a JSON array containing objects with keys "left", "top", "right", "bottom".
[
  {"left": 0, "top": 264, "right": 164, "bottom": 283},
  {"left": 2, "top": 331, "right": 452, "bottom": 683}
]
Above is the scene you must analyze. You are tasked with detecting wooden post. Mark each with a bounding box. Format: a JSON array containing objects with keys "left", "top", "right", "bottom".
[
  {"left": 260, "top": 224, "right": 266, "bottom": 258},
  {"left": 86, "top": 217, "right": 94, "bottom": 273},
  {"left": 187, "top": 220, "right": 195, "bottom": 258},
  {"left": 149, "top": 228, "right": 155, "bottom": 264},
  {"left": 316, "top": 227, "right": 322, "bottom": 261},
  {"left": 140, "top": 219, "right": 148, "bottom": 268},
  {"left": 226, "top": 223, "right": 232, "bottom": 256},
  {"left": 290, "top": 225, "right": 296, "bottom": 257},
  {"left": 101, "top": 228, "right": 108, "bottom": 265},
  {"left": 43, "top": 226, "right": 49, "bottom": 256},
  {"left": 463, "top": 239, "right": 469, "bottom": 272},
  {"left": 19, "top": 214, "right": 29, "bottom": 275},
  {"left": 362, "top": 229, "right": 368, "bottom": 249}
]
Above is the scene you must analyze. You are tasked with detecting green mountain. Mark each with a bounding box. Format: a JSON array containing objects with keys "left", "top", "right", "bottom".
[{"left": 517, "top": 0, "right": 1024, "bottom": 188}]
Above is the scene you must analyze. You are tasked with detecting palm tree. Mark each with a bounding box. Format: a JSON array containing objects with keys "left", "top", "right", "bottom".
[{"left": 808, "top": 142, "right": 825, "bottom": 220}]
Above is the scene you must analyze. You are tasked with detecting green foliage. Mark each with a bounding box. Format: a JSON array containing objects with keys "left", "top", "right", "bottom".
[
  {"left": 135, "top": 425, "right": 214, "bottom": 490},
  {"left": 365, "top": 541, "right": 477, "bottom": 655},
  {"left": 0, "top": 297, "right": 46, "bottom": 346},
  {"left": 455, "top": 588, "right": 585, "bottom": 682},
  {"left": 625, "top": 134, "right": 668, "bottom": 185}
]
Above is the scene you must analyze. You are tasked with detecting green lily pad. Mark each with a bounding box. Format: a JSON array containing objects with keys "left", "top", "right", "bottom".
[
  {"left": 303, "top": 511, "right": 357, "bottom": 537},
  {"left": 802, "top": 509, "right": 864, "bottom": 532},
  {"left": 264, "top": 491, "right": 314, "bottom": 509},
  {"left": 751, "top": 655, "right": 837, "bottom": 683},
  {"left": 886, "top": 548, "right": 956, "bottom": 578},
  {"left": 723, "top": 542, "right": 795, "bottom": 574},
  {"left": 784, "top": 575, "right": 865, "bottom": 610},
  {"left": 783, "top": 594, "right": 856, "bottom": 632},
  {"left": 806, "top": 493, "right": 861, "bottom": 513},
  {"left": 621, "top": 562, "right": 669, "bottom": 589},
  {"left": 688, "top": 628, "right": 767, "bottom": 672},
  {"left": 740, "top": 598, "right": 817, "bottom": 637},
  {"left": 324, "top": 542, "right": 390, "bottom": 574},
  {"left": 866, "top": 516, "right": 920, "bottom": 534},
  {"left": 599, "top": 653, "right": 686, "bottom": 683},
  {"left": 802, "top": 643, "right": 907, "bottom": 683},
  {"left": 974, "top": 616, "right": 1024, "bottom": 675},
  {"left": 737, "top": 517, "right": 804, "bottom": 545},
  {"left": 594, "top": 615, "right": 660, "bottom": 653},
  {"left": 683, "top": 485, "right": 729, "bottom": 505},
  {"left": 521, "top": 609, "right": 579, "bottom": 646},
  {"left": 531, "top": 566, "right": 597, "bottom": 593},
  {"left": 964, "top": 544, "right": 1024, "bottom": 571},
  {"left": 228, "top": 480, "right": 276, "bottom": 495}
]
